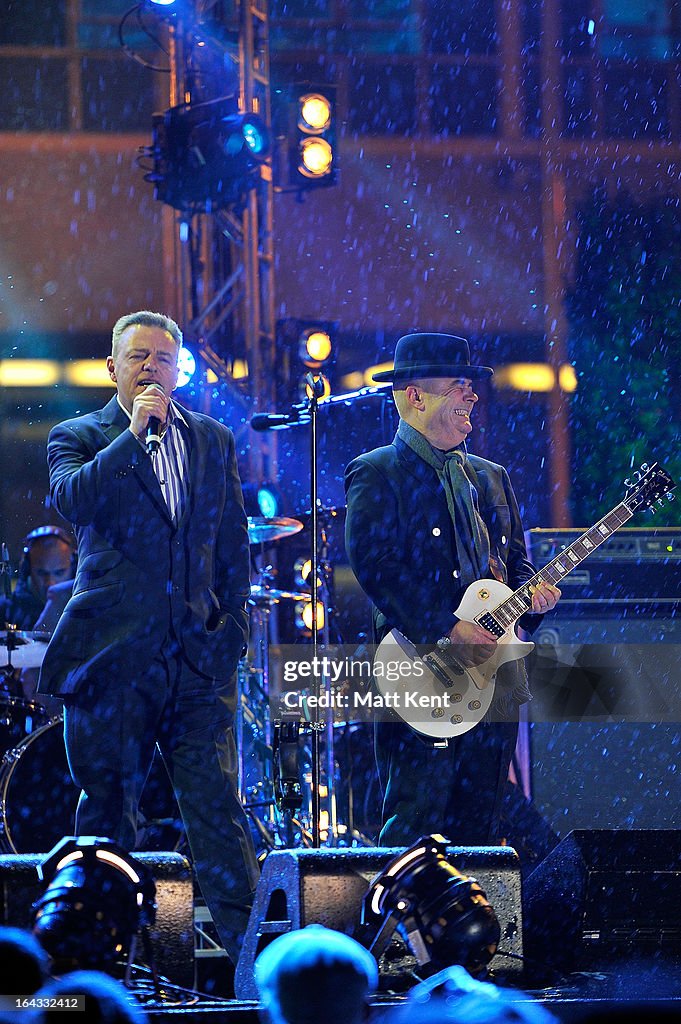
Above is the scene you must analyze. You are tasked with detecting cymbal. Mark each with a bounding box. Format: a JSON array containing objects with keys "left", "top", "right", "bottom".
[
  {"left": 0, "top": 630, "right": 51, "bottom": 670},
  {"left": 247, "top": 516, "right": 303, "bottom": 544},
  {"left": 249, "top": 585, "right": 311, "bottom": 603}
]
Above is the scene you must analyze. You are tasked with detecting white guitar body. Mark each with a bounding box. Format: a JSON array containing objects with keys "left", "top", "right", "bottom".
[{"left": 373, "top": 579, "right": 534, "bottom": 740}]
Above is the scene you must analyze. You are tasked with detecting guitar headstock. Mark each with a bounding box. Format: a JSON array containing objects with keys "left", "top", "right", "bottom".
[{"left": 623, "top": 462, "right": 676, "bottom": 514}]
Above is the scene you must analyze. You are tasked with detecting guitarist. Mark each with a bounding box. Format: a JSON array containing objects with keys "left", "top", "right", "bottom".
[{"left": 344, "top": 333, "right": 561, "bottom": 845}]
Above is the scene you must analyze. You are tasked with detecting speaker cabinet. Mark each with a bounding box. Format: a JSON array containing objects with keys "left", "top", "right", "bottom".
[
  {"left": 234, "top": 845, "right": 523, "bottom": 999},
  {"left": 528, "top": 603, "right": 681, "bottom": 836},
  {"left": 0, "top": 851, "right": 194, "bottom": 988},
  {"left": 524, "top": 829, "right": 681, "bottom": 974}
]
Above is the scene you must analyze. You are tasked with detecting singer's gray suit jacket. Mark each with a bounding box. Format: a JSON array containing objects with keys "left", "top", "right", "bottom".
[{"left": 39, "top": 394, "right": 250, "bottom": 698}]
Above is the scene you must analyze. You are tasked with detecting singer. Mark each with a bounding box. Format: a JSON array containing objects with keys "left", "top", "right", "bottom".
[{"left": 38, "top": 310, "right": 259, "bottom": 967}]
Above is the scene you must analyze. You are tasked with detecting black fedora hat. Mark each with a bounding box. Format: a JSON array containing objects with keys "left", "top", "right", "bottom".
[{"left": 372, "top": 333, "right": 494, "bottom": 383}]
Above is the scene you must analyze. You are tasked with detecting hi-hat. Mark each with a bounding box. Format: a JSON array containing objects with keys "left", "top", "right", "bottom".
[
  {"left": 0, "top": 630, "right": 51, "bottom": 669},
  {"left": 247, "top": 517, "right": 303, "bottom": 544}
]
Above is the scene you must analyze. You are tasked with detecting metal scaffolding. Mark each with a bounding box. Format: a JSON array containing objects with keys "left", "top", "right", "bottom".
[{"left": 164, "top": 0, "right": 277, "bottom": 483}]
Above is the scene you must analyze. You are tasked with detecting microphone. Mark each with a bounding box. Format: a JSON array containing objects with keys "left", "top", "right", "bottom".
[
  {"left": 250, "top": 411, "right": 301, "bottom": 431},
  {"left": 146, "top": 416, "right": 162, "bottom": 456},
  {"left": 143, "top": 382, "right": 165, "bottom": 456}
]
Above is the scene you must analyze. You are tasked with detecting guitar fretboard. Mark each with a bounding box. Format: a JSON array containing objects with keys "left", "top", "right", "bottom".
[{"left": 476, "top": 501, "right": 635, "bottom": 635}]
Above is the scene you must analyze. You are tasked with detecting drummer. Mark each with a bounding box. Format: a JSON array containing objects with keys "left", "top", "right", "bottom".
[
  {"left": 1, "top": 526, "right": 75, "bottom": 701},
  {"left": 1, "top": 526, "right": 75, "bottom": 630}
]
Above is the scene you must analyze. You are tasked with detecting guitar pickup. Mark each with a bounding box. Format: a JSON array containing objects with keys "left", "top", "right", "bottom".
[{"left": 424, "top": 649, "right": 465, "bottom": 687}]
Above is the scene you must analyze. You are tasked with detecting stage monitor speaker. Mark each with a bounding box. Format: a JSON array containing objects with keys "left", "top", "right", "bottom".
[
  {"left": 234, "top": 845, "right": 523, "bottom": 999},
  {"left": 528, "top": 601, "right": 681, "bottom": 837},
  {"left": 524, "top": 829, "right": 681, "bottom": 975},
  {"left": 0, "top": 851, "right": 195, "bottom": 988}
]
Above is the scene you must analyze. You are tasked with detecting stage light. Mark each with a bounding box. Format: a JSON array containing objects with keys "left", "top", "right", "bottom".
[
  {"left": 558, "top": 363, "right": 578, "bottom": 392},
  {"left": 363, "top": 362, "right": 393, "bottom": 386},
  {"left": 299, "top": 137, "right": 334, "bottom": 178},
  {"left": 176, "top": 345, "right": 197, "bottom": 388},
  {"left": 295, "top": 88, "right": 336, "bottom": 184},
  {"left": 361, "top": 834, "right": 501, "bottom": 978},
  {"left": 493, "top": 363, "right": 554, "bottom": 392},
  {"left": 299, "top": 93, "right": 332, "bottom": 132},
  {"left": 146, "top": 97, "right": 271, "bottom": 212},
  {"left": 0, "top": 360, "right": 60, "bottom": 387},
  {"left": 299, "top": 327, "right": 333, "bottom": 367},
  {"left": 293, "top": 556, "right": 322, "bottom": 590},
  {"left": 143, "top": 0, "right": 182, "bottom": 18},
  {"left": 241, "top": 117, "right": 269, "bottom": 158},
  {"left": 32, "top": 837, "right": 156, "bottom": 975},
  {"left": 63, "top": 361, "right": 115, "bottom": 388},
  {"left": 296, "top": 600, "right": 324, "bottom": 632},
  {"left": 273, "top": 84, "right": 338, "bottom": 192},
  {"left": 257, "top": 483, "right": 281, "bottom": 518}
]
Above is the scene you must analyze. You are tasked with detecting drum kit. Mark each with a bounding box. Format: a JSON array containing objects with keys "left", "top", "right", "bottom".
[{"left": 0, "top": 513, "right": 372, "bottom": 858}]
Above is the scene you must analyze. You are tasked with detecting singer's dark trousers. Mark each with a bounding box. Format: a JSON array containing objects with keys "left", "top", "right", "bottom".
[{"left": 62, "top": 635, "right": 260, "bottom": 965}]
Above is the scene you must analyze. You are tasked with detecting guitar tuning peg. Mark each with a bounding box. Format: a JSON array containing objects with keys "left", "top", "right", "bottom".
[
  {"left": 624, "top": 477, "right": 633, "bottom": 489},
  {"left": 668, "top": 492, "right": 676, "bottom": 502},
  {"left": 641, "top": 462, "right": 649, "bottom": 472},
  {"left": 657, "top": 498, "right": 665, "bottom": 508},
  {"left": 649, "top": 506, "right": 656, "bottom": 514}
]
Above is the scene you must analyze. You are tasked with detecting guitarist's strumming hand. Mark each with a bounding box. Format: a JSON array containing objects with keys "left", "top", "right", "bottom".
[
  {"left": 529, "top": 581, "right": 561, "bottom": 613},
  {"left": 447, "top": 620, "right": 498, "bottom": 666}
]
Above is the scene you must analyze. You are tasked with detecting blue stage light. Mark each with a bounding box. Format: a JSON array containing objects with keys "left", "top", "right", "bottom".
[
  {"left": 177, "top": 346, "right": 197, "bottom": 388},
  {"left": 257, "top": 484, "right": 280, "bottom": 519}
]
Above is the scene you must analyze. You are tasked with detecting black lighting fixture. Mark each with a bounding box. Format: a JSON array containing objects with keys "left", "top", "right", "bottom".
[
  {"left": 32, "top": 837, "right": 157, "bottom": 975},
  {"left": 145, "top": 96, "right": 271, "bottom": 212},
  {"left": 273, "top": 84, "right": 338, "bottom": 192},
  {"left": 361, "top": 835, "right": 501, "bottom": 979}
]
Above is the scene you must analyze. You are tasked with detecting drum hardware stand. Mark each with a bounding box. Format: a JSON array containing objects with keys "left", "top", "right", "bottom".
[{"left": 1, "top": 543, "right": 11, "bottom": 604}]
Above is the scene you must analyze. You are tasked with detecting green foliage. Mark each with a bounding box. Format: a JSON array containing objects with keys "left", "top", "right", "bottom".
[{"left": 566, "top": 187, "right": 681, "bottom": 526}]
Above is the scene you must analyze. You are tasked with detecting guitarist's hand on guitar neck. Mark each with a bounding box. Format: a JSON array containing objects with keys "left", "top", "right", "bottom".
[
  {"left": 529, "top": 581, "right": 561, "bottom": 613},
  {"left": 447, "top": 620, "right": 498, "bottom": 666}
]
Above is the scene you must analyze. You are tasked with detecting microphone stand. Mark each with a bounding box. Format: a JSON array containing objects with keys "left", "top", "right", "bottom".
[
  {"left": 250, "top": 382, "right": 389, "bottom": 848},
  {"left": 1, "top": 544, "right": 12, "bottom": 603},
  {"left": 306, "top": 372, "right": 325, "bottom": 849}
]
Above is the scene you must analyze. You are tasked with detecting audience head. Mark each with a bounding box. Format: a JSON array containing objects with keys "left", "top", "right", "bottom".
[
  {"left": 36, "top": 970, "right": 143, "bottom": 1024},
  {"left": 0, "top": 926, "right": 49, "bottom": 997},
  {"left": 394, "top": 965, "right": 558, "bottom": 1024},
  {"left": 255, "top": 924, "right": 378, "bottom": 1024}
]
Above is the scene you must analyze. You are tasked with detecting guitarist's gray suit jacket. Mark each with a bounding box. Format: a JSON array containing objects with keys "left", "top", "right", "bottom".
[{"left": 345, "top": 433, "right": 542, "bottom": 648}]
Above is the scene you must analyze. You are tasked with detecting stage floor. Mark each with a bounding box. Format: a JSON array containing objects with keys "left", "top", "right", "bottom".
[{"left": 136, "top": 954, "right": 681, "bottom": 1022}]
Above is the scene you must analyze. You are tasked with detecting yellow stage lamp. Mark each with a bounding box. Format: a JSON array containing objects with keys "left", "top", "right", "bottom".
[
  {"left": 299, "top": 137, "right": 334, "bottom": 179},
  {"left": 299, "top": 93, "right": 332, "bottom": 133}
]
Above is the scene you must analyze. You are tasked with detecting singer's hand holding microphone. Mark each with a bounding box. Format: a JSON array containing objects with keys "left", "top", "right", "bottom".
[{"left": 130, "top": 382, "right": 168, "bottom": 455}]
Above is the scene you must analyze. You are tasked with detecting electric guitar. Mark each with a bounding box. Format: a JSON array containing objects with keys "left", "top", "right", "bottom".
[{"left": 373, "top": 461, "right": 675, "bottom": 739}]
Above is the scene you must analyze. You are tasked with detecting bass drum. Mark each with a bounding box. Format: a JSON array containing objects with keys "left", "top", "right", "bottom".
[
  {"left": 0, "top": 717, "right": 184, "bottom": 854},
  {"left": 0, "top": 697, "right": 49, "bottom": 758}
]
